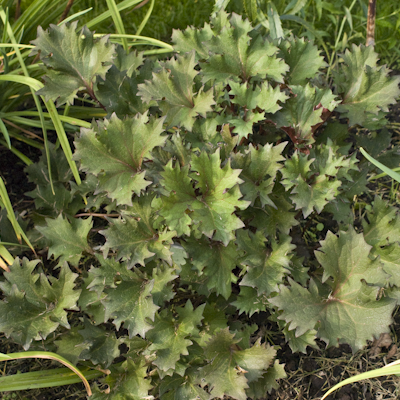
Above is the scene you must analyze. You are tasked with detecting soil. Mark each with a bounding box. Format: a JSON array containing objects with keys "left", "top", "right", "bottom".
[{"left": 1, "top": 111, "right": 400, "bottom": 400}]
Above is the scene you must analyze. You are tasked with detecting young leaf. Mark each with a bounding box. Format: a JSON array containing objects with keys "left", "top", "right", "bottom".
[
  {"left": 201, "top": 329, "right": 248, "bottom": 400},
  {"left": 172, "top": 23, "right": 214, "bottom": 60},
  {"left": 100, "top": 196, "right": 175, "bottom": 267},
  {"left": 87, "top": 255, "right": 134, "bottom": 296},
  {"left": 31, "top": 22, "right": 115, "bottom": 105},
  {"left": 226, "top": 112, "right": 265, "bottom": 140},
  {"left": 281, "top": 151, "right": 344, "bottom": 217},
  {"left": 335, "top": 44, "right": 400, "bottom": 126},
  {"left": 74, "top": 113, "right": 166, "bottom": 205},
  {"left": 232, "top": 142, "right": 287, "bottom": 207},
  {"left": 158, "top": 161, "right": 196, "bottom": 236},
  {"left": 231, "top": 286, "right": 268, "bottom": 317},
  {"left": 270, "top": 84, "right": 339, "bottom": 146},
  {"left": 234, "top": 339, "right": 276, "bottom": 383},
  {"left": 228, "top": 81, "right": 288, "bottom": 113},
  {"left": 246, "top": 360, "right": 287, "bottom": 398},
  {"left": 151, "top": 264, "right": 178, "bottom": 306},
  {"left": 201, "top": 14, "right": 288, "bottom": 83},
  {"left": 147, "top": 301, "right": 205, "bottom": 372},
  {"left": 195, "top": 302, "right": 229, "bottom": 347},
  {"left": 283, "top": 326, "right": 318, "bottom": 354},
  {"left": 109, "top": 45, "right": 144, "bottom": 77},
  {"left": 237, "top": 231, "right": 294, "bottom": 295},
  {"left": 190, "top": 149, "right": 250, "bottom": 244},
  {"left": 138, "top": 52, "right": 215, "bottom": 131},
  {"left": 160, "top": 149, "right": 249, "bottom": 244},
  {"left": 242, "top": 190, "right": 299, "bottom": 236}
]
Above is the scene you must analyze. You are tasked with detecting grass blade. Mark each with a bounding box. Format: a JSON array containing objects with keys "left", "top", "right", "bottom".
[
  {"left": 0, "top": 117, "right": 11, "bottom": 148},
  {"left": 360, "top": 147, "right": 400, "bottom": 183},
  {"left": 0, "top": 177, "right": 34, "bottom": 252},
  {"left": 45, "top": 99, "right": 81, "bottom": 185},
  {"left": 106, "top": 0, "right": 128, "bottom": 52},
  {"left": 0, "top": 367, "right": 104, "bottom": 392},
  {"left": 0, "top": 43, "right": 34, "bottom": 50},
  {"left": 0, "top": 139, "right": 33, "bottom": 165},
  {"left": 321, "top": 360, "right": 400, "bottom": 400},
  {"left": 0, "top": 75, "right": 81, "bottom": 186},
  {"left": 93, "top": 33, "right": 174, "bottom": 51},
  {"left": 135, "top": 0, "right": 155, "bottom": 37},
  {"left": 0, "top": 244, "right": 13, "bottom": 272},
  {"left": 5, "top": 111, "right": 92, "bottom": 129},
  {"left": 0, "top": 351, "right": 98, "bottom": 396},
  {"left": 0, "top": 7, "right": 54, "bottom": 193},
  {"left": 267, "top": 1, "right": 284, "bottom": 40},
  {"left": 58, "top": 7, "right": 93, "bottom": 26},
  {"left": 85, "top": 0, "right": 143, "bottom": 30}
]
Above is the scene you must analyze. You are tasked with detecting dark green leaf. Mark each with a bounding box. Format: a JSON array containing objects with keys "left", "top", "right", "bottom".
[
  {"left": 202, "top": 329, "right": 275, "bottom": 400},
  {"left": 148, "top": 301, "right": 205, "bottom": 372},
  {"left": 102, "top": 274, "right": 159, "bottom": 338},
  {"left": 183, "top": 237, "right": 238, "bottom": 299},
  {"left": 231, "top": 286, "right": 268, "bottom": 317},
  {"left": 0, "top": 259, "right": 80, "bottom": 349},
  {"left": 233, "top": 142, "right": 286, "bottom": 207},
  {"left": 270, "top": 228, "right": 395, "bottom": 351},
  {"left": 91, "top": 358, "right": 153, "bottom": 400},
  {"left": 237, "top": 230, "right": 294, "bottom": 295},
  {"left": 32, "top": 22, "right": 115, "bottom": 105},
  {"left": 36, "top": 215, "right": 92, "bottom": 266},
  {"left": 78, "top": 319, "right": 120, "bottom": 367},
  {"left": 74, "top": 113, "right": 166, "bottom": 205}
]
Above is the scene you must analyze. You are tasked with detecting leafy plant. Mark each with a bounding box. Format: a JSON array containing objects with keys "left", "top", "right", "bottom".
[{"left": 2, "top": 6, "right": 400, "bottom": 399}]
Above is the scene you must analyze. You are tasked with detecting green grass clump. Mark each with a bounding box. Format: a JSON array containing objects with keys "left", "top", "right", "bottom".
[{"left": 75, "top": 0, "right": 215, "bottom": 42}]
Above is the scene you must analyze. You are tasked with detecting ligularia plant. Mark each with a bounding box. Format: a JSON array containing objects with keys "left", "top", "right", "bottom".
[{"left": 1, "top": 9, "right": 400, "bottom": 399}]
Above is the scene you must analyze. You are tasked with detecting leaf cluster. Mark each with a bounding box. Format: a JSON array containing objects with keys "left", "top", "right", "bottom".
[{"left": 2, "top": 11, "right": 400, "bottom": 399}]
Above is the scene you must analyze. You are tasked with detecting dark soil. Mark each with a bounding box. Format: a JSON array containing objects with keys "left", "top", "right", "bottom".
[{"left": 0, "top": 141, "right": 37, "bottom": 206}]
